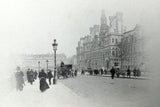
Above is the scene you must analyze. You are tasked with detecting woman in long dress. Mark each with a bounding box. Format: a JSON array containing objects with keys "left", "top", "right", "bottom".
[{"left": 38, "top": 69, "right": 49, "bottom": 92}]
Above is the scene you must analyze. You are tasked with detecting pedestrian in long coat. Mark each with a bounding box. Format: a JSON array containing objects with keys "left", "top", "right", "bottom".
[
  {"left": 94, "top": 69, "right": 99, "bottom": 75},
  {"left": 15, "top": 71, "right": 24, "bottom": 91},
  {"left": 100, "top": 69, "right": 104, "bottom": 75},
  {"left": 116, "top": 68, "right": 120, "bottom": 78},
  {"left": 104, "top": 69, "right": 107, "bottom": 75},
  {"left": 38, "top": 69, "right": 49, "bottom": 92},
  {"left": 28, "top": 69, "right": 34, "bottom": 84},
  {"left": 47, "top": 70, "right": 53, "bottom": 85},
  {"left": 133, "top": 68, "right": 137, "bottom": 77},
  {"left": 27, "top": 69, "right": 30, "bottom": 83},
  {"left": 74, "top": 70, "right": 77, "bottom": 77},
  {"left": 90, "top": 69, "right": 93, "bottom": 75},
  {"left": 81, "top": 70, "right": 84, "bottom": 75},
  {"left": 34, "top": 70, "right": 38, "bottom": 80},
  {"left": 127, "top": 68, "right": 131, "bottom": 78},
  {"left": 110, "top": 67, "right": 116, "bottom": 79}
]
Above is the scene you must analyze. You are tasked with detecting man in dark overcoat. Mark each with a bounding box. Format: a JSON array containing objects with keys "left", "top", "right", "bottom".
[
  {"left": 127, "top": 68, "right": 131, "bottom": 78},
  {"left": 100, "top": 68, "right": 104, "bottom": 75},
  {"left": 47, "top": 70, "right": 53, "bottom": 85},
  {"left": 104, "top": 69, "right": 107, "bottom": 75},
  {"left": 74, "top": 70, "right": 77, "bottom": 77},
  {"left": 110, "top": 67, "right": 116, "bottom": 79},
  {"left": 28, "top": 69, "right": 34, "bottom": 84}
]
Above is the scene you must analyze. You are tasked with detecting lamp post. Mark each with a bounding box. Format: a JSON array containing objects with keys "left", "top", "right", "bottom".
[
  {"left": 46, "top": 60, "right": 49, "bottom": 72},
  {"left": 52, "top": 39, "right": 58, "bottom": 84},
  {"left": 38, "top": 61, "right": 40, "bottom": 72}
]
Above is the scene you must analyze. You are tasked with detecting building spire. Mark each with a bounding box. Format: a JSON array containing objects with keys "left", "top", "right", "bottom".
[
  {"left": 100, "top": 9, "right": 109, "bottom": 36},
  {"left": 101, "top": 9, "right": 107, "bottom": 25}
]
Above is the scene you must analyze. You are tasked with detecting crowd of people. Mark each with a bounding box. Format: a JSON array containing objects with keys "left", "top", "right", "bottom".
[
  {"left": 14, "top": 65, "right": 141, "bottom": 92},
  {"left": 14, "top": 66, "right": 78, "bottom": 92},
  {"left": 81, "top": 67, "right": 141, "bottom": 79}
]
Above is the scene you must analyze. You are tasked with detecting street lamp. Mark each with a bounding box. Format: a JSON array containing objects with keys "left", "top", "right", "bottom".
[
  {"left": 46, "top": 60, "right": 49, "bottom": 72},
  {"left": 38, "top": 61, "right": 40, "bottom": 72},
  {"left": 52, "top": 39, "right": 58, "bottom": 84}
]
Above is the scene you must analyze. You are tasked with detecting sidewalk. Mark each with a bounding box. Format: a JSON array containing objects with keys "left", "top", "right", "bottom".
[{"left": 0, "top": 79, "right": 97, "bottom": 107}]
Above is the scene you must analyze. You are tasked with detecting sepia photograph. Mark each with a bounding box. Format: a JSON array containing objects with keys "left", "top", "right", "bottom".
[{"left": 0, "top": 0, "right": 160, "bottom": 107}]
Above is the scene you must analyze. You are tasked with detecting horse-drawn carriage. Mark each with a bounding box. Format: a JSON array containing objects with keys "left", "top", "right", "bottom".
[{"left": 57, "top": 64, "right": 73, "bottom": 79}]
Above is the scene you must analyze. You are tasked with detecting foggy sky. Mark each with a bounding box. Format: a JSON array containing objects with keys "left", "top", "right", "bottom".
[
  {"left": 0, "top": 0, "right": 160, "bottom": 104},
  {"left": 0, "top": 0, "right": 159, "bottom": 58}
]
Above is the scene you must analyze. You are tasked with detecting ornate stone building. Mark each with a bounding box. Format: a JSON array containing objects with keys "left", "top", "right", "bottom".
[
  {"left": 77, "top": 11, "right": 124, "bottom": 70},
  {"left": 77, "top": 10, "right": 145, "bottom": 71}
]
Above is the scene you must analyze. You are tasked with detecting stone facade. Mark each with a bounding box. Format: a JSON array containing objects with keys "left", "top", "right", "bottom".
[
  {"left": 77, "top": 11, "right": 145, "bottom": 71},
  {"left": 19, "top": 53, "right": 67, "bottom": 70},
  {"left": 66, "top": 55, "right": 77, "bottom": 69},
  {"left": 120, "top": 25, "right": 145, "bottom": 70},
  {"left": 77, "top": 11, "right": 123, "bottom": 70}
]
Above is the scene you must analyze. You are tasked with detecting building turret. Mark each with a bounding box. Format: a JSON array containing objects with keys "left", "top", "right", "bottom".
[{"left": 109, "top": 12, "right": 124, "bottom": 34}]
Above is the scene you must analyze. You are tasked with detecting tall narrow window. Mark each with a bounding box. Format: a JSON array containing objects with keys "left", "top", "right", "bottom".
[
  {"left": 116, "top": 38, "right": 118, "bottom": 43},
  {"left": 112, "top": 38, "right": 114, "bottom": 43},
  {"left": 112, "top": 50, "right": 115, "bottom": 56}
]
